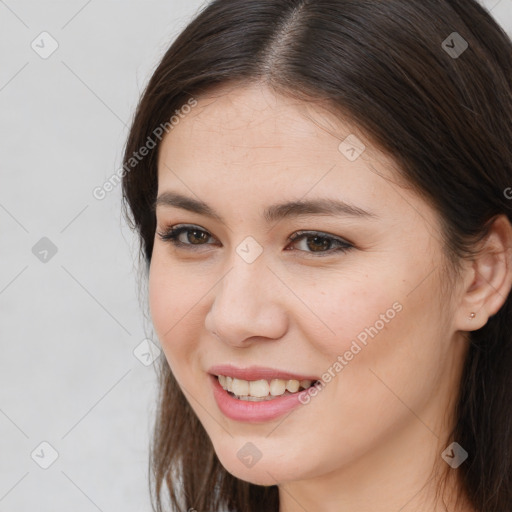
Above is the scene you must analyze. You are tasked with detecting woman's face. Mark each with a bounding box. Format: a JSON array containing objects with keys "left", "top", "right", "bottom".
[{"left": 149, "top": 83, "right": 468, "bottom": 487}]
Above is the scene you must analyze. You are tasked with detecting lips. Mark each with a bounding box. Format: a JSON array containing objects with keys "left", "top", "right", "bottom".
[
  {"left": 208, "top": 364, "right": 318, "bottom": 423},
  {"left": 208, "top": 364, "right": 319, "bottom": 382}
]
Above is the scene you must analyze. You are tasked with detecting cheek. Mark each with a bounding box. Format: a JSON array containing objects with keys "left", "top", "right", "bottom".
[
  {"left": 292, "top": 269, "right": 405, "bottom": 358},
  {"left": 293, "top": 266, "right": 444, "bottom": 409},
  {"left": 148, "top": 252, "right": 205, "bottom": 367},
  {"left": 148, "top": 256, "right": 172, "bottom": 340}
]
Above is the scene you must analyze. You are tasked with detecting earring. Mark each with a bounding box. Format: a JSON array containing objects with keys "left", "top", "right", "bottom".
[{"left": 469, "top": 312, "right": 476, "bottom": 319}]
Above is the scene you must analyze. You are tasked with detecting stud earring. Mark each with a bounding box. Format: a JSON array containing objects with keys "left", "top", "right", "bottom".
[{"left": 469, "top": 312, "right": 476, "bottom": 319}]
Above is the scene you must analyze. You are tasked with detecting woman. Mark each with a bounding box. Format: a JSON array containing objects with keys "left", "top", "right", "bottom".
[{"left": 121, "top": 0, "right": 512, "bottom": 510}]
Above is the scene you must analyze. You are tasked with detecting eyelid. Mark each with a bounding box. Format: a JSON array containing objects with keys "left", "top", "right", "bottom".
[
  {"left": 157, "top": 223, "right": 354, "bottom": 256},
  {"left": 288, "top": 229, "right": 353, "bottom": 246},
  {"left": 157, "top": 224, "right": 217, "bottom": 245}
]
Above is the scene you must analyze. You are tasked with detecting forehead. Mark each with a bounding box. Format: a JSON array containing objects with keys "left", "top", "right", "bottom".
[
  {"left": 155, "top": 83, "right": 435, "bottom": 230},
  {"left": 161, "top": 83, "right": 378, "bottom": 159},
  {"left": 158, "top": 83, "right": 395, "bottom": 179}
]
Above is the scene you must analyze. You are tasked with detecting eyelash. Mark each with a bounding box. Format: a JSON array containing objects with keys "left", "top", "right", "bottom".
[{"left": 156, "top": 224, "right": 354, "bottom": 257}]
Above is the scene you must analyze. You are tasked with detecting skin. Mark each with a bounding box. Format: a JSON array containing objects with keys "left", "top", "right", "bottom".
[{"left": 148, "top": 82, "right": 512, "bottom": 512}]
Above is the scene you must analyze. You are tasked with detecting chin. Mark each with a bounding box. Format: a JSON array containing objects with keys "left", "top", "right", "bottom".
[
  {"left": 220, "top": 458, "right": 288, "bottom": 486},
  {"left": 212, "top": 441, "right": 307, "bottom": 487}
]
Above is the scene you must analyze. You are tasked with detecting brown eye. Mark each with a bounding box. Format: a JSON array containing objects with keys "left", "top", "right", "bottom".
[
  {"left": 184, "top": 228, "right": 210, "bottom": 244},
  {"left": 157, "top": 225, "right": 215, "bottom": 247},
  {"left": 157, "top": 225, "right": 353, "bottom": 257},
  {"left": 287, "top": 231, "right": 353, "bottom": 256},
  {"left": 304, "top": 234, "right": 333, "bottom": 252}
]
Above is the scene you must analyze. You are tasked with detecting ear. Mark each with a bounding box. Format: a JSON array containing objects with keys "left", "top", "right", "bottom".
[{"left": 455, "top": 214, "right": 512, "bottom": 331}]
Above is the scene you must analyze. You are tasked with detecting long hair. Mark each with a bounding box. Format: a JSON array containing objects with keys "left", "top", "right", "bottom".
[{"left": 121, "top": 1, "right": 512, "bottom": 510}]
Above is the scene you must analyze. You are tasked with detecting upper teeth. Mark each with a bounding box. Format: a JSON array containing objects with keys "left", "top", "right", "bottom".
[{"left": 218, "top": 375, "right": 314, "bottom": 398}]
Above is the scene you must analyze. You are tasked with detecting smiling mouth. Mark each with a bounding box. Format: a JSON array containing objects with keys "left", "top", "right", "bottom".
[{"left": 216, "top": 374, "right": 319, "bottom": 401}]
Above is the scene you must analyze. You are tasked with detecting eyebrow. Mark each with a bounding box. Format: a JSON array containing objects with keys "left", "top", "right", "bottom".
[{"left": 153, "top": 191, "right": 377, "bottom": 223}]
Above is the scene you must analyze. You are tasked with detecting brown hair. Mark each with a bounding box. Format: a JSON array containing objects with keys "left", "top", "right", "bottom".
[{"left": 121, "top": 1, "right": 512, "bottom": 510}]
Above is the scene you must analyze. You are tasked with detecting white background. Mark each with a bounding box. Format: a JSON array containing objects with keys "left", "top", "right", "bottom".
[{"left": 1, "top": 1, "right": 511, "bottom": 510}]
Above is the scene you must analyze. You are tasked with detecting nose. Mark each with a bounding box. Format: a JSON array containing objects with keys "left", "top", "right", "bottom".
[{"left": 204, "top": 255, "right": 289, "bottom": 347}]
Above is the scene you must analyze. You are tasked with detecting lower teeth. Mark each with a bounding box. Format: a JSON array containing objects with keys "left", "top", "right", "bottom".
[{"left": 228, "top": 390, "right": 295, "bottom": 401}]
